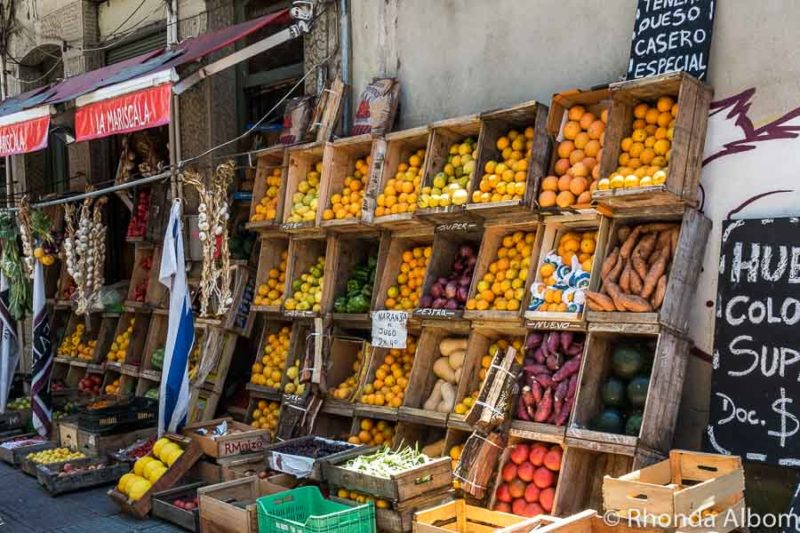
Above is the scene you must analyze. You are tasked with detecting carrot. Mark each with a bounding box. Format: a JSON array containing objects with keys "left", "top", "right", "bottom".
[
  {"left": 652, "top": 274, "right": 667, "bottom": 309},
  {"left": 601, "top": 246, "right": 620, "bottom": 278},
  {"left": 620, "top": 260, "right": 632, "bottom": 293},
  {"left": 617, "top": 225, "right": 631, "bottom": 244},
  {"left": 585, "top": 291, "right": 615, "bottom": 311},
  {"left": 620, "top": 226, "right": 642, "bottom": 259},
  {"left": 642, "top": 252, "right": 668, "bottom": 299},
  {"left": 629, "top": 268, "right": 643, "bottom": 295}
]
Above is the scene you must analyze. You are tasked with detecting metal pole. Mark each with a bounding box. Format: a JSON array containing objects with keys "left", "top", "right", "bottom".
[
  {"left": 338, "top": 0, "right": 351, "bottom": 136},
  {"left": 166, "top": 0, "right": 180, "bottom": 200},
  {"left": 0, "top": 53, "right": 12, "bottom": 208}
]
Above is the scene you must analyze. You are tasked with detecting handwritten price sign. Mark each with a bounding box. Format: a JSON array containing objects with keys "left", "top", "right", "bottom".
[
  {"left": 707, "top": 218, "right": 800, "bottom": 467},
  {"left": 371, "top": 310, "right": 408, "bottom": 349}
]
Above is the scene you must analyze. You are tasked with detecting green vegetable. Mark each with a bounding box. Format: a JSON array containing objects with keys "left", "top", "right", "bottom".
[
  {"left": 611, "top": 345, "right": 646, "bottom": 380},
  {"left": 334, "top": 297, "right": 347, "bottom": 313},
  {"left": 627, "top": 376, "right": 650, "bottom": 407},
  {"left": 601, "top": 377, "right": 626, "bottom": 408},
  {"left": 590, "top": 408, "right": 624, "bottom": 434},
  {"left": 343, "top": 446, "right": 430, "bottom": 478},
  {"left": 336, "top": 253, "right": 378, "bottom": 314}
]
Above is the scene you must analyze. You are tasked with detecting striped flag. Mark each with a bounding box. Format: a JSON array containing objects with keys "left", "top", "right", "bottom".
[
  {"left": 31, "top": 261, "right": 53, "bottom": 437},
  {"left": 0, "top": 272, "right": 19, "bottom": 413},
  {"left": 158, "top": 199, "right": 194, "bottom": 435}
]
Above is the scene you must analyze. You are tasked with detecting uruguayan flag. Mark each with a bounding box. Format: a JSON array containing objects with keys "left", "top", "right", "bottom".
[
  {"left": 158, "top": 199, "right": 194, "bottom": 435},
  {"left": 0, "top": 272, "right": 19, "bottom": 413}
]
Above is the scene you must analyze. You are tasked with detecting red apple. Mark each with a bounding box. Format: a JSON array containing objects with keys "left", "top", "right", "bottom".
[
  {"left": 523, "top": 483, "right": 540, "bottom": 503},
  {"left": 509, "top": 479, "right": 526, "bottom": 499},
  {"left": 511, "top": 498, "right": 527, "bottom": 516},
  {"left": 522, "top": 502, "right": 544, "bottom": 518},
  {"left": 501, "top": 463, "right": 517, "bottom": 482},
  {"left": 496, "top": 483, "right": 512, "bottom": 503},
  {"left": 533, "top": 466, "right": 555, "bottom": 489},
  {"left": 509, "top": 443, "right": 530, "bottom": 465},
  {"left": 493, "top": 502, "right": 512, "bottom": 513},
  {"left": 543, "top": 447, "right": 562, "bottom": 472},
  {"left": 517, "top": 461, "right": 535, "bottom": 482},
  {"left": 528, "top": 443, "right": 548, "bottom": 466},
  {"left": 539, "top": 487, "right": 555, "bottom": 512}
]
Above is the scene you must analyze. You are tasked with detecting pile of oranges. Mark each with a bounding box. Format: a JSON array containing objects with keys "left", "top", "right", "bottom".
[
  {"left": 249, "top": 400, "right": 280, "bottom": 432},
  {"left": 329, "top": 348, "right": 364, "bottom": 401},
  {"left": 538, "top": 106, "right": 607, "bottom": 209},
  {"left": 105, "top": 378, "right": 121, "bottom": 395},
  {"left": 254, "top": 249, "right": 288, "bottom": 307},
  {"left": 599, "top": 96, "right": 677, "bottom": 191},
  {"left": 348, "top": 418, "right": 395, "bottom": 446},
  {"left": 473, "top": 128, "right": 534, "bottom": 204},
  {"left": 250, "top": 167, "right": 282, "bottom": 223},
  {"left": 106, "top": 318, "right": 134, "bottom": 363},
  {"left": 322, "top": 157, "right": 371, "bottom": 221},
  {"left": 58, "top": 324, "right": 96, "bottom": 360},
  {"left": 466, "top": 231, "right": 535, "bottom": 312},
  {"left": 359, "top": 337, "right": 417, "bottom": 408},
  {"left": 384, "top": 246, "right": 431, "bottom": 310},
  {"left": 376, "top": 150, "right": 425, "bottom": 218},
  {"left": 250, "top": 326, "right": 292, "bottom": 389}
]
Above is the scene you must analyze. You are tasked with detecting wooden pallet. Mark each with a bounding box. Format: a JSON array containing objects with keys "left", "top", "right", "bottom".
[
  {"left": 593, "top": 72, "right": 713, "bottom": 212},
  {"left": 585, "top": 208, "right": 711, "bottom": 335},
  {"left": 466, "top": 100, "right": 550, "bottom": 219}
]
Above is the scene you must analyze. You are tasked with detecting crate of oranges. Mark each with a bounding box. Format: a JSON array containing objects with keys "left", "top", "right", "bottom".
[
  {"left": 248, "top": 146, "right": 287, "bottom": 229},
  {"left": 320, "top": 135, "right": 379, "bottom": 230},
  {"left": 252, "top": 239, "right": 288, "bottom": 312},
  {"left": 282, "top": 142, "right": 326, "bottom": 231},
  {"left": 525, "top": 217, "right": 608, "bottom": 323},
  {"left": 249, "top": 324, "right": 292, "bottom": 393},
  {"left": 373, "top": 126, "right": 429, "bottom": 231},
  {"left": 594, "top": 71, "right": 713, "bottom": 211},
  {"left": 356, "top": 338, "right": 417, "bottom": 414},
  {"left": 347, "top": 418, "right": 396, "bottom": 446},
  {"left": 375, "top": 239, "right": 432, "bottom": 313}
]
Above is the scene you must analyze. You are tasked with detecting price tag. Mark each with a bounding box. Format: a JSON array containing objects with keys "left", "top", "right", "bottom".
[{"left": 371, "top": 310, "right": 408, "bottom": 349}]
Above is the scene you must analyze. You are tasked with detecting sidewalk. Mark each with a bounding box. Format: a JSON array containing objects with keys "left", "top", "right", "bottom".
[{"left": 0, "top": 461, "right": 181, "bottom": 532}]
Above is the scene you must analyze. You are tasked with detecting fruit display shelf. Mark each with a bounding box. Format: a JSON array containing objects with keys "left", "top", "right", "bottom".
[
  {"left": 251, "top": 236, "right": 290, "bottom": 313},
  {"left": 281, "top": 141, "right": 327, "bottom": 234},
  {"left": 247, "top": 145, "right": 288, "bottom": 232}
]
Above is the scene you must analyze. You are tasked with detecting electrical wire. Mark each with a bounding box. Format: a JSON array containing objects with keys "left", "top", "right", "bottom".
[
  {"left": 7, "top": 57, "right": 62, "bottom": 84},
  {"left": 105, "top": 0, "right": 149, "bottom": 39}
]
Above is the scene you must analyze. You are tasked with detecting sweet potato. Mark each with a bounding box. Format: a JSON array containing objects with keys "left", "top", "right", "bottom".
[
  {"left": 566, "top": 374, "right": 578, "bottom": 399},
  {"left": 652, "top": 274, "right": 667, "bottom": 309},
  {"left": 546, "top": 353, "right": 563, "bottom": 371},
  {"left": 620, "top": 293, "right": 654, "bottom": 312},
  {"left": 601, "top": 246, "right": 620, "bottom": 278},
  {"left": 639, "top": 222, "right": 678, "bottom": 233},
  {"left": 607, "top": 251, "right": 625, "bottom": 283},
  {"left": 524, "top": 364, "right": 550, "bottom": 375},
  {"left": 532, "top": 380, "right": 543, "bottom": 403},
  {"left": 533, "top": 347, "right": 546, "bottom": 364},
  {"left": 620, "top": 260, "right": 632, "bottom": 293},
  {"left": 585, "top": 291, "right": 615, "bottom": 311},
  {"left": 671, "top": 226, "right": 679, "bottom": 257},
  {"left": 535, "top": 374, "right": 554, "bottom": 389},
  {"left": 604, "top": 281, "right": 628, "bottom": 311},
  {"left": 629, "top": 268, "right": 643, "bottom": 295},
  {"left": 517, "top": 395, "right": 531, "bottom": 421},
  {"left": 620, "top": 226, "right": 642, "bottom": 259},
  {"left": 642, "top": 251, "right": 668, "bottom": 299},
  {"left": 656, "top": 229, "right": 672, "bottom": 252},
  {"left": 554, "top": 380, "right": 568, "bottom": 401},
  {"left": 553, "top": 355, "right": 581, "bottom": 382},
  {"left": 555, "top": 395, "right": 574, "bottom": 426},
  {"left": 534, "top": 388, "right": 553, "bottom": 422},
  {"left": 632, "top": 233, "right": 657, "bottom": 279},
  {"left": 617, "top": 226, "right": 631, "bottom": 243}
]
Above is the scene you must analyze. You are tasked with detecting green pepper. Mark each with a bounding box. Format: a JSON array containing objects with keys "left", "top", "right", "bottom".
[
  {"left": 346, "top": 279, "right": 363, "bottom": 294},
  {"left": 334, "top": 297, "right": 347, "bottom": 313}
]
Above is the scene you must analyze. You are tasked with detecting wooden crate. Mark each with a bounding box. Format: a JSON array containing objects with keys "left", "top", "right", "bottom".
[
  {"left": 567, "top": 329, "right": 689, "bottom": 455},
  {"left": 467, "top": 100, "right": 550, "bottom": 219},
  {"left": 333, "top": 487, "right": 453, "bottom": 533},
  {"left": 187, "top": 387, "right": 222, "bottom": 424},
  {"left": 247, "top": 318, "right": 295, "bottom": 397},
  {"left": 197, "top": 476, "right": 289, "bottom": 533},
  {"left": 324, "top": 336, "right": 369, "bottom": 403},
  {"left": 144, "top": 246, "right": 167, "bottom": 309},
  {"left": 183, "top": 417, "right": 270, "bottom": 458},
  {"left": 264, "top": 436, "right": 364, "bottom": 480},
  {"left": 281, "top": 141, "right": 326, "bottom": 233},
  {"left": 58, "top": 421, "right": 156, "bottom": 457},
  {"left": 319, "top": 134, "right": 383, "bottom": 230},
  {"left": 328, "top": 233, "right": 381, "bottom": 319},
  {"left": 91, "top": 314, "right": 121, "bottom": 364},
  {"left": 602, "top": 450, "right": 745, "bottom": 519},
  {"left": 416, "top": 115, "right": 483, "bottom": 224},
  {"left": 524, "top": 214, "right": 609, "bottom": 326},
  {"left": 314, "top": 411, "right": 356, "bottom": 441},
  {"left": 414, "top": 499, "right": 553, "bottom": 533},
  {"left": 412, "top": 225, "right": 484, "bottom": 320},
  {"left": 198, "top": 327, "right": 238, "bottom": 393},
  {"left": 585, "top": 208, "right": 710, "bottom": 335},
  {"left": 393, "top": 422, "right": 448, "bottom": 451},
  {"left": 373, "top": 126, "right": 431, "bottom": 231},
  {"left": 533, "top": 86, "right": 612, "bottom": 215},
  {"left": 216, "top": 454, "right": 269, "bottom": 481},
  {"left": 36, "top": 457, "right": 129, "bottom": 495},
  {"left": 555, "top": 440, "right": 664, "bottom": 517},
  {"left": 593, "top": 72, "right": 713, "bottom": 212},
  {"left": 463, "top": 220, "right": 542, "bottom": 323},
  {"left": 223, "top": 264, "right": 257, "bottom": 336},
  {"left": 139, "top": 310, "right": 167, "bottom": 377},
  {"left": 324, "top": 453, "right": 453, "bottom": 502},
  {"left": 124, "top": 244, "right": 156, "bottom": 306},
  {"left": 152, "top": 482, "right": 206, "bottom": 531},
  {"left": 108, "top": 312, "right": 150, "bottom": 366},
  {"left": 282, "top": 234, "right": 331, "bottom": 319},
  {"left": 108, "top": 433, "right": 203, "bottom": 519},
  {"left": 251, "top": 236, "right": 290, "bottom": 313},
  {"left": 0, "top": 437, "right": 55, "bottom": 465},
  {"left": 372, "top": 229, "right": 435, "bottom": 312},
  {"left": 247, "top": 145, "right": 288, "bottom": 231}
]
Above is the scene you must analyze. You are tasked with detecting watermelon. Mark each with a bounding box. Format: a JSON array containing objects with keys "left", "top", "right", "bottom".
[
  {"left": 601, "top": 377, "right": 626, "bottom": 408},
  {"left": 627, "top": 376, "right": 650, "bottom": 407},
  {"left": 151, "top": 348, "right": 165, "bottom": 371},
  {"left": 625, "top": 412, "right": 643, "bottom": 436},
  {"left": 590, "top": 408, "right": 624, "bottom": 434},
  {"left": 611, "top": 345, "right": 645, "bottom": 379}
]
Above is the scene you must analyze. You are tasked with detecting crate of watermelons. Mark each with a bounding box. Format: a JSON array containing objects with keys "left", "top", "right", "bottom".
[
  {"left": 77, "top": 397, "right": 158, "bottom": 433},
  {"left": 264, "top": 436, "right": 365, "bottom": 481},
  {"left": 36, "top": 457, "right": 130, "bottom": 495}
]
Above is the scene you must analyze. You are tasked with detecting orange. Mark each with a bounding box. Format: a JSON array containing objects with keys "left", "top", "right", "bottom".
[
  {"left": 633, "top": 103, "right": 649, "bottom": 119},
  {"left": 653, "top": 139, "right": 670, "bottom": 155},
  {"left": 574, "top": 132, "right": 589, "bottom": 150},
  {"left": 553, "top": 159, "right": 571, "bottom": 176},
  {"left": 557, "top": 175, "right": 572, "bottom": 191},
  {"left": 657, "top": 112, "right": 672, "bottom": 128},
  {"left": 571, "top": 162, "right": 589, "bottom": 178},
  {"left": 645, "top": 108, "right": 660, "bottom": 125},
  {"left": 576, "top": 191, "right": 592, "bottom": 204},
  {"left": 579, "top": 112, "right": 596, "bottom": 130},
  {"left": 588, "top": 120, "right": 605, "bottom": 140},
  {"left": 538, "top": 190, "right": 556, "bottom": 207},
  {"left": 567, "top": 105, "right": 585, "bottom": 121},
  {"left": 569, "top": 149, "right": 586, "bottom": 166},
  {"left": 633, "top": 119, "right": 647, "bottom": 131},
  {"left": 557, "top": 141, "right": 575, "bottom": 159},
  {"left": 569, "top": 177, "right": 588, "bottom": 195},
  {"left": 563, "top": 121, "right": 581, "bottom": 140},
  {"left": 671, "top": 103, "right": 679, "bottom": 117},
  {"left": 601, "top": 108, "right": 609, "bottom": 123},
  {"left": 541, "top": 175, "right": 559, "bottom": 191},
  {"left": 657, "top": 96, "right": 674, "bottom": 112},
  {"left": 556, "top": 190, "right": 575, "bottom": 208}
]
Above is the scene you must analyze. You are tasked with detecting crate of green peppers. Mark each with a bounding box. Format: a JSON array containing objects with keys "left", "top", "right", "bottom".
[{"left": 334, "top": 255, "right": 377, "bottom": 315}]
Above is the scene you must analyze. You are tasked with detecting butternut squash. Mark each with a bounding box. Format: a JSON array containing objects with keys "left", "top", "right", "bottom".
[
  {"left": 424, "top": 380, "right": 444, "bottom": 410},
  {"left": 438, "top": 382, "right": 456, "bottom": 412},
  {"left": 448, "top": 349, "right": 466, "bottom": 370},
  {"left": 439, "top": 337, "right": 468, "bottom": 357},
  {"left": 433, "top": 357, "right": 457, "bottom": 383},
  {"left": 422, "top": 439, "right": 445, "bottom": 457}
]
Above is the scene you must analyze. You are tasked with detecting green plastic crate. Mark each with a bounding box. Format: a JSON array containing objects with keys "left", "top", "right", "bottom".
[{"left": 257, "top": 486, "right": 375, "bottom": 533}]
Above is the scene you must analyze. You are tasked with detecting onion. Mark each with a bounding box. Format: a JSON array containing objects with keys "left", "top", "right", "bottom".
[
  {"left": 432, "top": 297, "right": 446, "bottom": 309},
  {"left": 445, "top": 281, "right": 458, "bottom": 299},
  {"left": 459, "top": 245, "right": 475, "bottom": 258},
  {"left": 453, "top": 260, "right": 465, "bottom": 273},
  {"left": 457, "top": 286, "right": 468, "bottom": 302},
  {"left": 445, "top": 299, "right": 459, "bottom": 310},
  {"left": 458, "top": 275, "right": 471, "bottom": 287},
  {"left": 430, "top": 283, "right": 444, "bottom": 299},
  {"left": 420, "top": 295, "right": 433, "bottom": 308}
]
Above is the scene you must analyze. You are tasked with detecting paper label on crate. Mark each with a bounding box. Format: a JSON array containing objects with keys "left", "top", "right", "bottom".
[
  {"left": 269, "top": 451, "right": 315, "bottom": 478},
  {"left": 371, "top": 311, "right": 408, "bottom": 349}
]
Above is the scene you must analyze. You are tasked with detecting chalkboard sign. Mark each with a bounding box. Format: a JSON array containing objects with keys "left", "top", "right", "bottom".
[
  {"left": 784, "top": 481, "right": 800, "bottom": 533},
  {"left": 626, "top": 0, "right": 716, "bottom": 80},
  {"left": 706, "top": 218, "right": 800, "bottom": 467}
]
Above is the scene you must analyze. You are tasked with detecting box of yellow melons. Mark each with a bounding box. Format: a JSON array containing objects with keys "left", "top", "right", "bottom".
[
  {"left": 108, "top": 433, "right": 203, "bottom": 518},
  {"left": 593, "top": 71, "right": 713, "bottom": 212}
]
